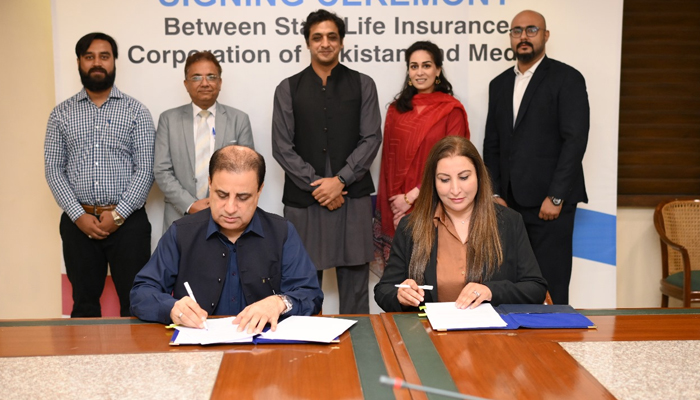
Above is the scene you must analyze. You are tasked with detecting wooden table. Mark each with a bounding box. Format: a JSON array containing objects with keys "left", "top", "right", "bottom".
[
  {"left": 0, "top": 315, "right": 406, "bottom": 400},
  {"left": 2, "top": 310, "right": 699, "bottom": 399},
  {"left": 381, "top": 309, "right": 700, "bottom": 400}
]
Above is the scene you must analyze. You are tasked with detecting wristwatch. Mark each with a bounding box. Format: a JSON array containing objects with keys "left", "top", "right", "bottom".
[
  {"left": 549, "top": 196, "right": 563, "bottom": 206},
  {"left": 111, "top": 210, "right": 125, "bottom": 226},
  {"left": 277, "top": 294, "right": 293, "bottom": 314},
  {"left": 336, "top": 175, "right": 346, "bottom": 186}
]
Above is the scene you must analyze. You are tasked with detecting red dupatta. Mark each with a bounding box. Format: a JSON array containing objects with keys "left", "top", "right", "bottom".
[{"left": 372, "top": 92, "right": 469, "bottom": 271}]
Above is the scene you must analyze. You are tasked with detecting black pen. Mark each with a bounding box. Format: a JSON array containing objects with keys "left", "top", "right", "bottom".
[{"left": 262, "top": 277, "right": 276, "bottom": 294}]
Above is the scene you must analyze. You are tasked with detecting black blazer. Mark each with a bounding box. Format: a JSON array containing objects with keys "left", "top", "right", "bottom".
[
  {"left": 483, "top": 56, "right": 589, "bottom": 207},
  {"left": 374, "top": 205, "right": 548, "bottom": 312}
]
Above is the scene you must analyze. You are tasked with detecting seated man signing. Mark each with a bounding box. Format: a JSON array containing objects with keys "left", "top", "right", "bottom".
[{"left": 131, "top": 145, "right": 323, "bottom": 333}]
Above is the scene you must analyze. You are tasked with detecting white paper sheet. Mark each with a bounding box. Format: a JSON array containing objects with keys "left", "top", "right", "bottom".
[
  {"left": 173, "top": 317, "right": 255, "bottom": 345},
  {"left": 424, "top": 302, "right": 508, "bottom": 331},
  {"left": 258, "top": 316, "right": 357, "bottom": 343},
  {"left": 171, "top": 315, "right": 357, "bottom": 345}
]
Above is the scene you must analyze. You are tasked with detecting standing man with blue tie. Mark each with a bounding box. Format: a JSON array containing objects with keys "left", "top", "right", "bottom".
[
  {"left": 44, "top": 32, "right": 155, "bottom": 317},
  {"left": 483, "top": 10, "right": 589, "bottom": 304},
  {"left": 155, "top": 51, "right": 254, "bottom": 231}
]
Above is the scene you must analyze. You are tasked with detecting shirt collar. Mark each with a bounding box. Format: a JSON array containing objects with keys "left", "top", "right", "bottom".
[
  {"left": 77, "top": 86, "right": 123, "bottom": 103},
  {"left": 205, "top": 207, "right": 264, "bottom": 240},
  {"left": 192, "top": 102, "right": 217, "bottom": 118},
  {"left": 513, "top": 55, "right": 545, "bottom": 77},
  {"left": 433, "top": 204, "right": 448, "bottom": 227}
]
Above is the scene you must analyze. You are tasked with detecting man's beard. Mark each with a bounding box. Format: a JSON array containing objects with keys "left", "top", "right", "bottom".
[
  {"left": 79, "top": 66, "right": 116, "bottom": 92},
  {"left": 515, "top": 42, "right": 538, "bottom": 63}
]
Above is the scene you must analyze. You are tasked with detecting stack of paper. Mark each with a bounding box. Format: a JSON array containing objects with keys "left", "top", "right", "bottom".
[
  {"left": 173, "top": 317, "right": 255, "bottom": 345},
  {"left": 257, "top": 316, "right": 357, "bottom": 343},
  {"left": 424, "top": 302, "right": 508, "bottom": 331},
  {"left": 171, "top": 316, "right": 357, "bottom": 345}
]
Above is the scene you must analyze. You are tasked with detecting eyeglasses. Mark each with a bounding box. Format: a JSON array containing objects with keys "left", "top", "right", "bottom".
[
  {"left": 509, "top": 26, "right": 541, "bottom": 38},
  {"left": 188, "top": 74, "right": 219, "bottom": 83}
]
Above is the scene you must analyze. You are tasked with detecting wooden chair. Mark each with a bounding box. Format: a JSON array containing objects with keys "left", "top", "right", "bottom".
[
  {"left": 544, "top": 291, "right": 553, "bottom": 305},
  {"left": 654, "top": 199, "right": 700, "bottom": 307}
]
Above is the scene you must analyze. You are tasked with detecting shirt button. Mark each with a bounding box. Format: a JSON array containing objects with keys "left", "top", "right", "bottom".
[
  {"left": 94, "top": 162, "right": 98, "bottom": 166},
  {"left": 95, "top": 144, "right": 99, "bottom": 148},
  {"left": 95, "top": 126, "right": 99, "bottom": 129},
  {"left": 211, "top": 303, "right": 215, "bottom": 308},
  {"left": 218, "top": 278, "right": 222, "bottom": 282},
  {"left": 323, "top": 107, "right": 327, "bottom": 111},
  {"left": 222, "top": 253, "right": 225, "bottom": 257},
  {"left": 323, "top": 148, "right": 327, "bottom": 152},
  {"left": 324, "top": 128, "right": 328, "bottom": 132},
  {"left": 322, "top": 87, "right": 326, "bottom": 91},
  {"left": 94, "top": 181, "right": 99, "bottom": 186}
]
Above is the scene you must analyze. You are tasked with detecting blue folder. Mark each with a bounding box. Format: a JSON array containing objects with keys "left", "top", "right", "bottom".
[{"left": 495, "top": 304, "right": 596, "bottom": 329}]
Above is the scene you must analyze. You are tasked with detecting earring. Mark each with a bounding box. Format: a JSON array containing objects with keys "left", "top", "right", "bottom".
[
  {"left": 408, "top": 80, "right": 413, "bottom": 87},
  {"left": 435, "top": 76, "right": 441, "bottom": 85}
]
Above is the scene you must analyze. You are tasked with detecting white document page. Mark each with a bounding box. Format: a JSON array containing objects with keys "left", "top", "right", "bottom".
[
  {"left": 424, "top": 302, "right": 508, "bottom": 331},
  {"left": 258, "top": 316, "right": 357, "bottom": 343},
  {"left": 173, "top": 316, "right": 255, "bottom": 345}
]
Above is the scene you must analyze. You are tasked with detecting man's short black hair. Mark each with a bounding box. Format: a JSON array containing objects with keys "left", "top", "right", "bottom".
[
  {"left": 184, "top": 51, "right": 222, "bottom": 79},
  {"left": 75, "top": 32, "right": 118, "bottom": 59},
  {"left": 302, "top": 10, "right": 345, "bottom": 44}
]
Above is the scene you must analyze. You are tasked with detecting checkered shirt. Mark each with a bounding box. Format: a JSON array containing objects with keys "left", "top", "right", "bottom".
[{"left": 44, "top": 86, "right": 155, "bottom": 222}]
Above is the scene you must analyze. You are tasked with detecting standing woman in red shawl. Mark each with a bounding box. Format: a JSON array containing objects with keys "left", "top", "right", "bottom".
[{"left": 373, "top": 41, "right": 470, "bottom": 275}]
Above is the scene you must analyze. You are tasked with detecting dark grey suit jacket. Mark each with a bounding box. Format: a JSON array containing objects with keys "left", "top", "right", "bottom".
[
  {"left": 483, "top": 56, "right": 589, "bottom": 207},
  {"left": 154, "top": 102, "right": 254, "bottom": 230}
]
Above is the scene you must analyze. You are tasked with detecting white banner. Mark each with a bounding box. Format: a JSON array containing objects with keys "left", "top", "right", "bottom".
[{"left": 52, "top": 0, "right": 622, "bottom": 309}]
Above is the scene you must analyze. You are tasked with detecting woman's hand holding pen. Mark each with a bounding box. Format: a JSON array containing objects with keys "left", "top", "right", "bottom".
[{"left": 396, "top": 279, "right": 425, "bottom": 307}]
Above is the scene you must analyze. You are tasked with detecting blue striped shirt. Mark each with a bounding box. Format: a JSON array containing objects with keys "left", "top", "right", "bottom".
[{"left": 44, "top": 86, "right": 155, "bottom": 221}]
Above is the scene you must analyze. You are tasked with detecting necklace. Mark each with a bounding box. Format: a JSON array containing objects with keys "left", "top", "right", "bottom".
[{"left": 444, "top": 207, "right": 470, "bottom": 227}]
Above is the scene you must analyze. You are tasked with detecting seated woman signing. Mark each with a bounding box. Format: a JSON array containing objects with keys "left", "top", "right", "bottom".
[{"left": 374, "top": 136, "right": 547, "bottom": 311}]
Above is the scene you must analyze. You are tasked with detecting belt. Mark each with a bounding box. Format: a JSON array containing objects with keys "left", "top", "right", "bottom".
[{"left": 81, "top": 204, "right": 117, "bottom": 215}]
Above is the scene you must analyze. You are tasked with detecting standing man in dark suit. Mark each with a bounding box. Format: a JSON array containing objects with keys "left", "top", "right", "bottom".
[
  {"left": 155, "top": 51, "right": 254, "bottom": 231},
  {"left": 483, "top": 10, "right": 589, "bottom": 304}
]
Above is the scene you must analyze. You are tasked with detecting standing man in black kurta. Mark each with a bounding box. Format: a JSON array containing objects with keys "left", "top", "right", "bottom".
[
  {"left": 272, "top": 9, "right": 382, "bottom": 314},
  {"left": 483, "top": 10, "right": 589, "bottom": 304}
]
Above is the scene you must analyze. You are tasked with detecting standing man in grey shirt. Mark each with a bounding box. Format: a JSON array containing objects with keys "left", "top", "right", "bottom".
[
  {"left": 272, "top": 9, "right": 382, "bottom": 314},
  {"left": 155, "top": 51, "right": 254, "bottom": 231}
]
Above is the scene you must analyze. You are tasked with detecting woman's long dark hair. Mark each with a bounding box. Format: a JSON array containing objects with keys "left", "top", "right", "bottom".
[
  {"left": 393, "top": 41, "right": 454, "bottom": 113},
  {"left": 407, "top": 136, "right": 503, "bottom": 285}
]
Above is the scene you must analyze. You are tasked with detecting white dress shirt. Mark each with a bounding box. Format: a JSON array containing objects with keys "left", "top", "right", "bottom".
[
  {"left": 513, "top": 56, "right": 545, "bottom": 126},
  {"left": 192, "top": 102, "right": 217, "bottom": 154}
]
